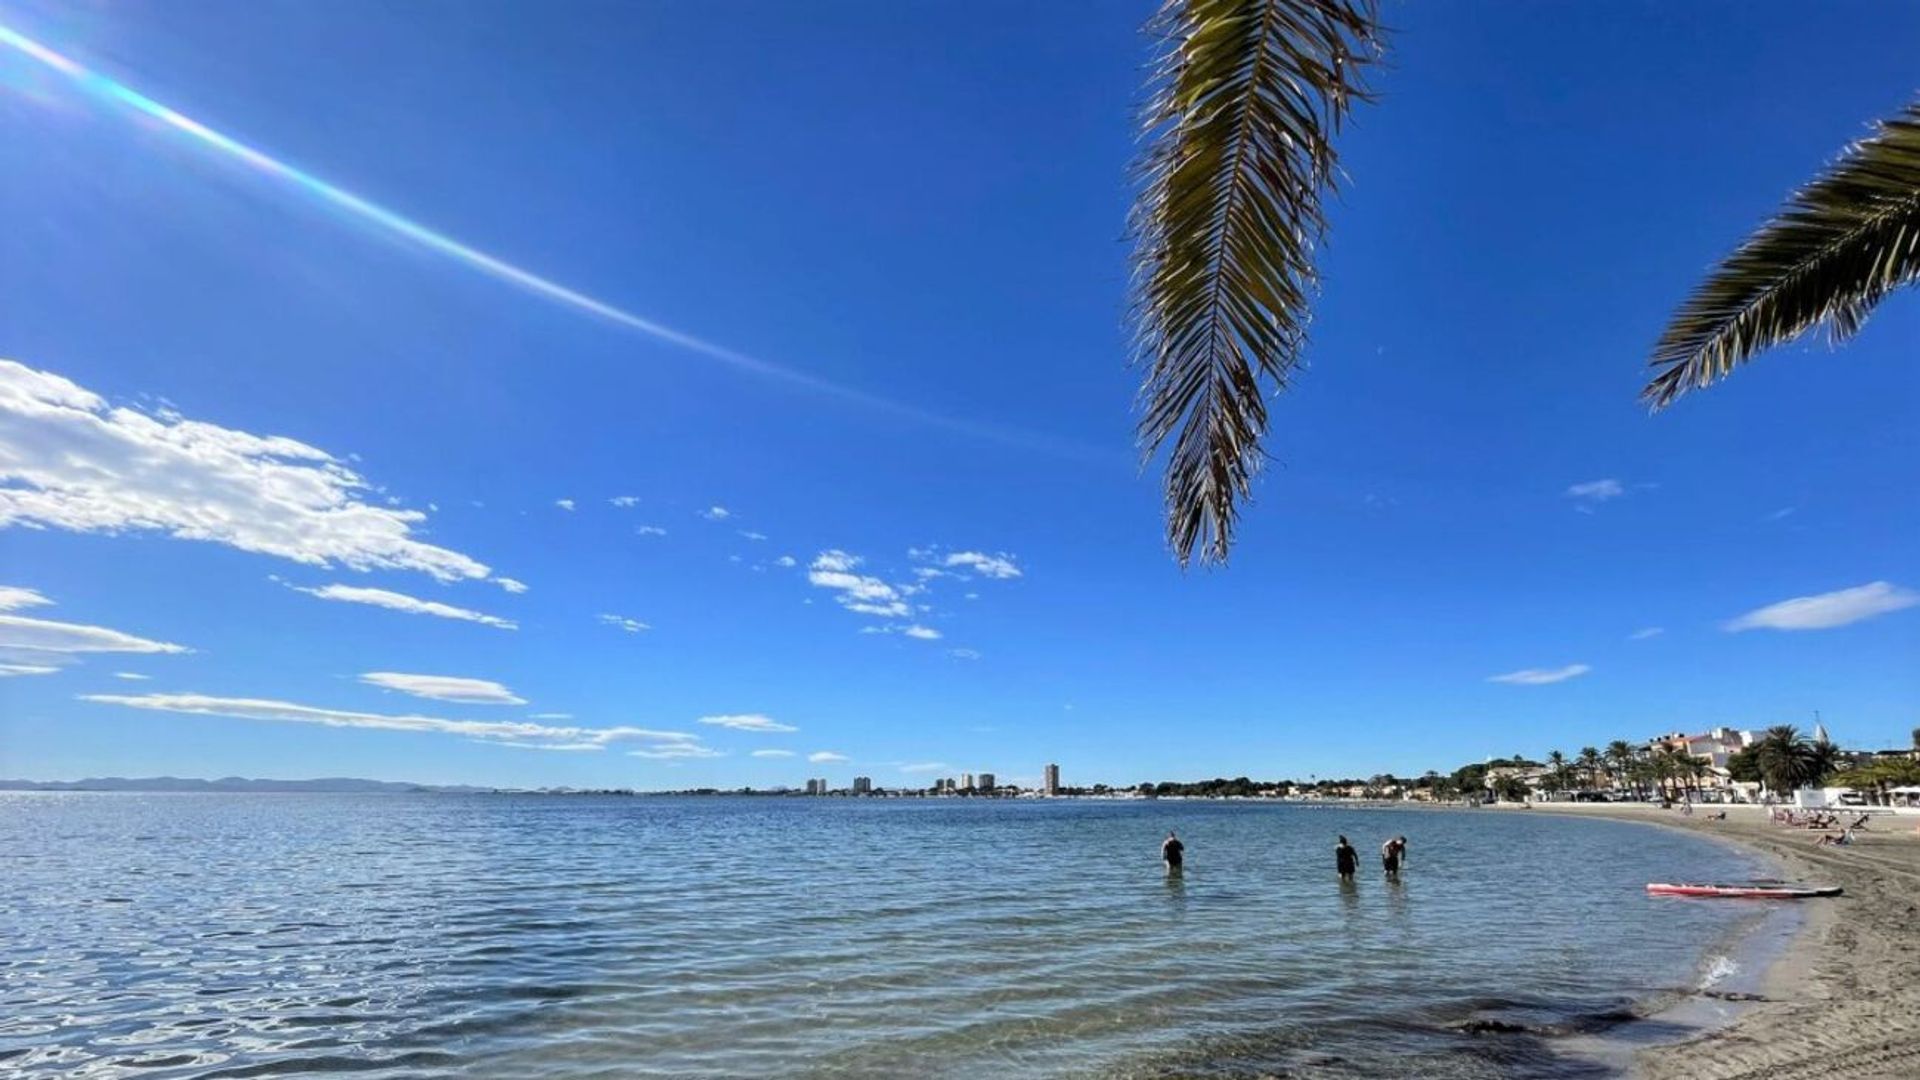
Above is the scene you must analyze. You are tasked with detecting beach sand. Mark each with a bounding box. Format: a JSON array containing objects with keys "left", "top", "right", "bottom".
[{"left": 1514, "top": 802, "right": 1920, "bottom": 1079}]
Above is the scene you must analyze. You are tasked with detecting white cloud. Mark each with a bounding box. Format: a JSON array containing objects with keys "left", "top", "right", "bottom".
[
  {"left": 629, "top": 743, "right": 724, "bottom": 759},
  {"left": 0, "top": 662, "right": 60, "bottom": 677},
  {"left": 948, "top": 648, "right": 982, "bottom": 660},
  {"left": 0, "top": 359, "right": 500, "bottom": 584},
  {"left": 808, "top": 751, "right": 849, "bottom": 763},
  {"left": 554, "top": 499, "right": 576, "bottom": 512},
  {"left": 0, "top": 586, "right": 52, "bottom": 611},
  {"left": 1724, "top": 581, "right": 1919, "bottom": 632},
  {"left": 739, "top": 530, "right": 767, "bottom": 541},
  {"left": 1629, "top": 627, "right": 1664, "bottom": 640},
  {"left": 701, "top": 506, "right": 731, "bottom": 521},
  {"left": 1487, "top": 663, "right": 1591, "bottom": 686},
  {"left": 752, "top": 749, "right": 796, "bottom": 758},
  {"left": 699, "top": 713, "right": 797, "bottom": 733},
  {"left": 1766, "top": 507, "right": 1796, "bottom": 522},
  {"left": 0, "top": 586, "right": 187, "bottom": 654},
  {"left": 808, "top": 550, "right": 913, "bottom": 619},
  {"left": 113, "top": 671, "right": 151, "bottom": 680},
  {"left": 902, "top": 625, "right": 941, "bottom": 640},
  {"left": 82, "top": 692, "right": 704, "bottom": 752},
  {"left": 1565, "top": 478, "right": 1627, "bottom": 512},
  {"left": 526, "top": 712, "right": 572, "bottom": 720},
  {"left": 636, "top": 525, "right": 668, "bottom": 537},
  {"left": 899, "top": 762, "right": 947, "bottom": 774},
  {"left": 944, "top": 551, "right": 1022, "bottom": 579},
  {"left": 293, "top": 583, "right": 516, "bottom": 630},
  {"left": 495, "top": 577, "right": 529, "bottom": 594},
  {"left": 599, "top": 613, "right": 651, "bottom": 633},
  {"left": 358, "top": 672, "right": 526, "bottom": 706},
  {"left": 610, "top": 496, "right": 640, "bottom": 508},
  {"left": 775, "top": 555, "right": 797, "bottom": 568}
]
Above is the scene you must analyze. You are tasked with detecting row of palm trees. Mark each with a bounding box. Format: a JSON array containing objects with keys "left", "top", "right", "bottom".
[{"left": 1532, "top": 726, "right": 1836, "bottom": 802}]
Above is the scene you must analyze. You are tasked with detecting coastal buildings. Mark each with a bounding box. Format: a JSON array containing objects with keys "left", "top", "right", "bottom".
[
  {"left": 961, "top": 772, "right": 974, "bottom": 792},
  {"left": 1043, "top": 763, "right": 1060, "bottom": 796},
  {"left": 977, "top": 772, "right": 994, "bottom": 792},
  {"left": 852, "top": 776, "right": 872, "bottom": 794}
]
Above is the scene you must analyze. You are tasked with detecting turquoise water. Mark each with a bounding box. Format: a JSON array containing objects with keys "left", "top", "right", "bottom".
[{"left": 1, "top": 794, "right": 1770, "bottom": 1077}]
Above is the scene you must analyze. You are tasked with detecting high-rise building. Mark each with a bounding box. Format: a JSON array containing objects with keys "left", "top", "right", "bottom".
[
  {"left": 961, "top": 772, "right": 974, "bottom": 792},
  {"left": 1043, "top": 763, "right": 1061, "bottom": 796},
  {"left": 977, "top": 773, "right": 995, "bottom": 793},
  {"left": 816, "top": 777, "right": 829, "bottom": 794},
  {"left": 805, "top": 779, "right": 820, "bottom": 795},
  {"left": 852, "top": 776, "right": 872, "bottom": 794}
]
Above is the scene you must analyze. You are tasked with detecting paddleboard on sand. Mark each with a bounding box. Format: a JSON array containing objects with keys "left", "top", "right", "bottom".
[{"left": 1646, "top": 882, "right": 1842, "bottom": 899}]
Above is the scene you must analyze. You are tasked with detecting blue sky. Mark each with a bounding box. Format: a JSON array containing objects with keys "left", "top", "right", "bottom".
[{"left": 1, "top": 0, "right": 1914, "bottom": 789}]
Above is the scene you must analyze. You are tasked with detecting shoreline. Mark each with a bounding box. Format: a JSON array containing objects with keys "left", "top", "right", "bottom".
[{"left": 1508, "top": 802, "right": 1920, "bottom": 1079}]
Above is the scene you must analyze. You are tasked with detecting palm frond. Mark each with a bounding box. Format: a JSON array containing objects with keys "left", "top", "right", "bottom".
[
  {"left": 1646, "top": 99, "right": 1920, "bottom": 408},
  {"left": 1130, "top": 0, "right": 1381, "bottom": 566}
]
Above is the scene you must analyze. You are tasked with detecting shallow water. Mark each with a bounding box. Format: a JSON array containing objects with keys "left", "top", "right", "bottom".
[{"left": 1, "top": 794, "right": 1772, "bottom": 1077}]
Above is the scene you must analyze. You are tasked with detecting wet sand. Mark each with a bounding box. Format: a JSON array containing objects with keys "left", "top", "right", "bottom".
[{"left": 1513, "top": 802, "right": 1920, "bottom": 1079}]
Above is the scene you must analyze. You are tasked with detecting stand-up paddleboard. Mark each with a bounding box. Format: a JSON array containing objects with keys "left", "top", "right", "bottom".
[{"left": 1646, "top": 882, "right": 1842, "bottom": 899}]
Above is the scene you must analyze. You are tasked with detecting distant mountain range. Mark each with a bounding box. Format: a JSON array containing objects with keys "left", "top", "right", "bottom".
[{"left": 0, "top": 776, "right": 492, "bottom": 793}]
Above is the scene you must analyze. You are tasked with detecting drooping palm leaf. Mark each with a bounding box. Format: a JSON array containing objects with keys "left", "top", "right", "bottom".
[
  {"left": 1131, "top": 0, "right": 1381, "bottom": 566},
  {"left": 1646, "top": 99, "right": 1920, "bottom": 408}
]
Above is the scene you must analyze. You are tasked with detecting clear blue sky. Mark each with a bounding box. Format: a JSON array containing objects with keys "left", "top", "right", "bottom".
[{"left": 2, "top": 0, "right": 1914, "bottom": 788}]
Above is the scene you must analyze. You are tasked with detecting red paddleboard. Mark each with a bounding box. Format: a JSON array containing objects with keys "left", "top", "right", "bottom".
[{"left": 1647, "top": 882, "right": 1842, "bottom": 899}]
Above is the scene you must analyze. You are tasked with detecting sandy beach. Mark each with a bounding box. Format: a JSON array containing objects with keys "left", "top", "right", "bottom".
[{"left": 1516, "top": 802, "right": 1920, "bottom": 1079}]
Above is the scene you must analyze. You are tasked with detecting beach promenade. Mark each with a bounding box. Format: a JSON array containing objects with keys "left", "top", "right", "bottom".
[{"left": 1519, "top": 802, "right": 1920, "bottom": 1079}]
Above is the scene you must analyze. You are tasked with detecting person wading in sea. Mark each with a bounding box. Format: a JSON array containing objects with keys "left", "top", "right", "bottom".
[
  {"left": 1381, "top": 835, "right": 1408, "bottom": 879},
  {"left": 1334, "top": 836, "right": 1357, "bottom": 881},
  {"left": 1161, "top": 830, "right": 1185, "bottom": 875}
]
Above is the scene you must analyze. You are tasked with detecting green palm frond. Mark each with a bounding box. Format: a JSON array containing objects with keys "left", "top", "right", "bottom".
[
  {"left": 1130, "top": 0, "right": 1382, "bottom": 566},
  {"left": 1646, "top": 99, "right": 1920, "bottom": 409}
]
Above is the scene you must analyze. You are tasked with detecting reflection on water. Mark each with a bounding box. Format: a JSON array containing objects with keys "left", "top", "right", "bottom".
[{"left": 0, "top": 794, "right": 1767, "bottom": 1078}]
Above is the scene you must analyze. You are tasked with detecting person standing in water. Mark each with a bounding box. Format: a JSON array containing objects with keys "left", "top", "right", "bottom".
[
  {"left": 1334, "top": 835, "right": 1357, "bottom": 881},
  {"left": 1161, "top": 830, "right": 1185, "bottom": 875},
  {"left": 1381, "top": 835, "right": 1407, "bottom": 879}
]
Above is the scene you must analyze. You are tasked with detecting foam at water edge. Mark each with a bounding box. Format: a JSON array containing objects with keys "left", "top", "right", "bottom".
[{"left": 1698, "top": 953, "right": 1739, "bottom": 990}]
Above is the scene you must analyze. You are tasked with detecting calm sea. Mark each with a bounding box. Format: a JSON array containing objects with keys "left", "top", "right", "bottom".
[{"left": 2, "top": 794, "right": 1773, "bottom": 1078}]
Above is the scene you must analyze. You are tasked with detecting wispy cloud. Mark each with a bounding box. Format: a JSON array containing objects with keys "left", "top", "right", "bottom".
[
  {"left": 81, "top": 692, "right": 704, "bottom": 752},
  {"left": 1565, "top": 478, "right": 1625, "bottom": 512},
  {"left": 808, "top": 751, "right": 849, "bottom": 763},
  {"left": 113, "top": 671, "right": 151, "bottom": 680},
  {"left": 0, "top": 662, "right": 61, "bottom": 677},
  {"left": 554, "top": 498, "right": 576, "bottom": 512},
  {"left": 739, "top": 530, "right": 768, "bottom": 542},
  {"left": 526, "top": 712, "right": 572, "bottom": 720},
  {"left": 902, "top": 625, "right": 941, "bottom": 640},
  {"left": 808, "top": 550, "right": 912, "bottom": 619},
  {"left": 599, "top": 613, "right": 650, "bottom": 633},
  {"left": 1724, "top": 581, "right": 1918, "bottom": 632},
  {"left": 899, "top": 762, "right": 948, "bottom": 774},
  {"left": 948, "top": 647, "right": 982, "bottom": 660},
  {"left": 751, "top": 748, "right": 796, "bottom": 758},
  {"left": 699, "top": 713, "right": 797, "bottom": 733},
  {"left": 358, "top": 672, "right": 526, "bottom": 706},
  {"left": 943, "top": 551, "right": 1022, "bottom": 579},
  {"left": 0, "top": 359, "right": 500, "bottom": 584},
  {"left": 1487, "top": 663, "right": 1591, "bottom": 686},
  {"left": 775, "top": 555, "right": 797, "bottom": 568},
  {"left": 636, "top": 525, "right": 668, "bottom": 537},
  {"left": 610, "top": 496, "right": 640, "bottom": 508},
  {"left": 293, "top": 583, "right": 516, "bottom": 630},
  {"left": 0, "top": 586, "right": 187, "bottom": 655},
  {"left": 496, "top": 577, "right": 529, "bottom": 594},
  {"left": 1765, "top": 507, "right": 1796, "bottom": 522},
  {"left": 701, "top": 506, "right": 731, "bottom": 521},
  {"left": 629, "top": 743, "right": 724, "bottom": 759},
  {"left": 1628, "top": 627, "right": 1664, "bottom": 640}
]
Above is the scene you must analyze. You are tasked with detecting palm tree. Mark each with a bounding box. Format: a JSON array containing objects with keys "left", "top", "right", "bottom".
[
  {"left": 1645, "top": 100, "right": 1920, "bottom": 407},
  {"left": 1605, "top": 741, "right": 1636, "bottom": 796},
  {"left": 1131, "top": 0, "right": 1385, "bottom": 565},
  {"left": 1577, "top": 746, "right": 1601, "bottom": 792},
  {"left": 1545, "top": 750, "right": 1570, "bottom": 798},
  {"left": 1754, "top": 725, "right": 1834, "bottom": 796}
]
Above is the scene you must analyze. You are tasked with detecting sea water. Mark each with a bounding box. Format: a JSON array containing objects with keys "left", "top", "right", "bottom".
[{"left": 1, "top": 793, "right": 1773, "bottom": 1077}]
